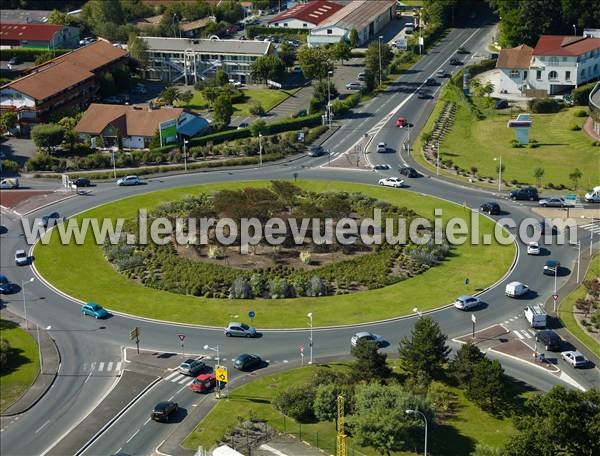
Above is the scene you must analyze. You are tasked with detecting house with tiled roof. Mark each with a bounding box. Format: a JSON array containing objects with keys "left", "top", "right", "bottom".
[
  {"left": 0, "top": 39, "right": 128, "bottom": 131},
  {"left": 496, "top": 35, "right": 600, "bottom": 95},
  {"left": 268, "top": 1, "right": 344, "bottom": 29},
  {"left": 0, "top": 22, "right": 79, "bottom": 49}
]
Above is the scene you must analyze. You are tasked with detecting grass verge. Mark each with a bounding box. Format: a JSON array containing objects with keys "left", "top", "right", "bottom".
[
  {"left": 183, "top": 88, "right": 300, "bottom": 115},
  {"left": 34, "top": 180, "right": 514, "bottom": 328},
  {"left": 0, "top": 320, "right": 40, "bottom": 412},
  {"left": 558, "top": 254, "right": 600, "bottom": 358},
  {"left": 182, "top": 362, "right": 522, "bottom": 455}
]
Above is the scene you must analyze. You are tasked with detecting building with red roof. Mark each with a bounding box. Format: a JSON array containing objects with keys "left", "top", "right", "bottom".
[
  {"left": 269, "top": 1, "right": 344, "bottom": 29},
  {"left": 0, "top": 23, "right": 79, "bottom": 49}
]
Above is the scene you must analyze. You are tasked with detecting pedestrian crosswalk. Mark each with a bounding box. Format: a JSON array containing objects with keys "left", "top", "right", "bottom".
[
  {"left": 512, "top": 329, "right": 537, "bottom": 340},
  {"left": 579, "top": 222, "right": 600, "bottom": 234},
  {"left": 84, "top": 361, "right": 122, "bottom": 374},
  {"left": 164, "top": 371, "right": 195, "bottom": 385}
]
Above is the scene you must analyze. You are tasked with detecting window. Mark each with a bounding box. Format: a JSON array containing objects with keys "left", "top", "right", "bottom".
[
  {"left": 549, "top": 57, "right": 558, "bottom": 65},
  {"left": 548, "top": 70, "right": 558, "bottom": 80},
  {"left": 562, "top": 57, "right": 567, "bottom": 61},
  {"left": 327, "top": 29, "right": 333, "bottom": 35},
  {"left": 284, "top": 23, "right": 288, "bottom": 27},
  {"left": 565, "top": 70, "right": 571, "bottom": 81},
  {"left": 523, "top": 70, "right": 528, "bottom": 79},
  {"left": 509, "top": 69, "right": 520, "bottom": 78},
  {"left": 303, "top": 23, "right": 307, "bottom": 27},
  {"left": 536, "top": 70, "right": 542, "bottom": 80}
]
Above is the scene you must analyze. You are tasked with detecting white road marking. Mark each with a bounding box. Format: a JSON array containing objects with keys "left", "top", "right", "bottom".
[
  {"left": 90, "top": 362, "right": 96, "bottom": 371},
  {"left": 84, "top": 371, "right": 93, "bottom": 384},
  {"left": 178, "top": 376, "right": 189, "bottom": 385},
  {"left": 513, "top": 330, "right": 524, "bottom": 340},
  {"left": 126, "top": 429, "right": 140, "bottom": 443},
  {"left": 259, "top": 444, "right": 288, "bottom": 456},
  {"left": 503, "top": 320, "right": 509, "bottom": 324},
  {"left": 520, "top": 330, "right": 532, "bottom": 339},
  {"left": 107, "top": 362, "right": 113, "bottom": 371},
  {"left": 283, "top": 360, "right": 288, "bottom": 363},
  {"left": 35, "top": 420, "right": 50, "bottom": 434},
  {"left": 527, "top": 329, "right": 537, "bottom": 337},
  {"left": 165, "top": 371, "right": 180, "bottom": 381},
  {"left": 144, "top": 418, "right": 150, "bottom": 425},
  {"left": 98, "top": 362, "right": 104, "bottom": 372},
  {"left": 115, "top": 361, "right": 122, "bottom": 372}
]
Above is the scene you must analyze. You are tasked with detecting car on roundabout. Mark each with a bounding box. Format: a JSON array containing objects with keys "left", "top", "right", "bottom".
[
  {"left": 81, "top": 302, "right": 109, "bottom": 319},
  {"left": 15, "top": 250, "right": 29, "bottom": 266},
  {"left": 189, "top": 373, "right": 216, "bottom": 393},
  {"left": 225, "top": 322, "right": 257, "bottom": 337},
  {"left": 378, "top": 177, "right": 404, "bottom": 188},
  {"left": 350, "top": 332, "right": 384, "bottom": 348},
  {"left": 233, "top": 353, "right": 262, "bottom": 371},
  {"left": 151, "top": 401, "right": 178, "bottom": 421},
  {"left": 399, "top": 166, "right": 419, "bottom": 178},
  {"left": 376, "top": 142, "right": 387, "bottom": 153},
  {"left": 505, "top": 281, "right": 529, "bottom": 298},
  {"left": 527, "top": 242, "right": 540, "bottom": 255},
  {"left": 479, "top": 202, "right": 501, "bottom": 215},
  {"left": 561, "top": 350, "right": 586, "bottom": 368},
  {"left": 454, "top": 295, "right": 480, "bottom": 310},
  {"left": 543, "top": 260, "right": 560, "bottom": 276},
  {"left": 0, "top": 275, "right": 18, "bottom": 294},
  {"left": 373, "top": 163, "right": 391, "bottom": 170},
  {"left": 538, "top": 197, "right": 568, "bottom": 208},
  {"left": 179, "top": 358, "right": 206, "bottom": 376},
  {"left": 117, "top": 175, "right": 141, "bottom": 186}
]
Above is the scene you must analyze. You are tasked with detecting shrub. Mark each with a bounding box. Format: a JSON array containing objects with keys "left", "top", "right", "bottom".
[
  {"left": 306, "top": 276, "right": 327, "bottom": 297},
  {"left": 299, "top": 250, "right": 312, "bottom": 265},
  {"left": 528, "top": 139, "right": 539, "bottom": 148},
  {"left": 527, "top": 98, "right": 562, "bottom": 113},
  {"left": 569, "top": 124, "right": 581, "bottom": 131},
  {"left": 0, "top": 338, "right": 10, "bottom": 368},
  {"left": 571, "top": 82, "right": 596, "bottom": 105},
  {"left": 273, "top": 385, "right": 316, "bottom": 422},
  {"left": 0, "top": 48, "right": 69, "bottom": 62},
  {"left": 574, "top": 109, "right": 588, "bottom": 117},
  {"left": 249, "top": 101, "right": 265, "bottom": 116},
  {"left": 1, "top": 159, "right": 20, "bottom": 173},
  {"left": 229, "top": 277, "right": 252, "bottom": 299},
  {"left": 268, "top": 277, "right": 292, "bottom": 299}
]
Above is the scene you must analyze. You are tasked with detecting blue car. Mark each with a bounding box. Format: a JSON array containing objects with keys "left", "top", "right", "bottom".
[
  {"left": 81, "top": 302, "right": 109, "bottom": 319},
  {"left": 0, "top": 275, "right": 17, "bottom": 294}
]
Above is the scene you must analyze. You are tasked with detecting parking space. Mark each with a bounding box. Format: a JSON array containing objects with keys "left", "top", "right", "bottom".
[{"left": 333, "top": 57, "right": 366, "bottom": 96}]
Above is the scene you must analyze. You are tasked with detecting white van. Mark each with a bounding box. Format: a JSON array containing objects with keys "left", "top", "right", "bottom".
[
  {"left": 584, "top": 186, "right": 600, "bottom": 203},
  {"left": 0, "top": 178, "right": 19, "bottom": 189},
  {"left": 524, "top": 304, "right": 547, "bottom": 329},
  {"left": 505, "top": 281, "right": 529, "bottom": 298}
]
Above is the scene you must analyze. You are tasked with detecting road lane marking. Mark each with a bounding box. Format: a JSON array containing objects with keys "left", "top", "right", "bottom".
[
  {"left": 178, "top": 376, "right": 189, "bottom": 385},
  {"left": 116, "top": 361, "right": 122, "bottom": 372},
  {"left": 35, "top": 420, "right": 50, "bottom": 434},
  {"left": 107, "top": 362, "right": 113, "bottom": 371},
  {"left": 527, "top": 329, "right": 537, "bottom": 337},
  {"left": 84, "top": 371, "right": 93, "bottom": 384},
  {"left": 520, "top": 330, "right": 532, "bottom": 339},
  {"left": 90, "top": 362, "right": 96, "bottom": 371},
  {"left": 126, "top": 429, "right": 140, "bottom": 443},
  {"left": 165, "top": 371, "right": 179, "bottom": 381},
  {"left": 513, "top": 330, "right": 524, "bottom": 340},
  {"left": 98, "top": 362, "right": 104, "bottom": 372},
  {"left": 144, "top": 418, "right": 150, "bottom": 425}
]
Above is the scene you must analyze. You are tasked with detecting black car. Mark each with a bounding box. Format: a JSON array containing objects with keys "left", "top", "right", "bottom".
[
  {"left": 233, "top": 353, "right": 261, "bottom": 371},
  {"left": 425, "top": 78, "right": 437, "bottom": 86},
  {"left": 308, "top": 145, "right": 324, "bottom": 157},
  {"left": 151, "top": 401, "right": 178, "bottom": 421},
  {"left": 495, "top": 99, "right": 509, "bottom": 109},
  {"left": 479, "top": 202, "right": 501, "bottom": 215},
  {"left": 510, "top": 186, "right": 539, "bottom": 201},
  {"left": 536, "top": 330, "right": 561, "bottom": 351},
  {"left": 73, "top": 178, "right": 91, "bottom": 187},
  {"left": 449, "top": 57, "right": 461, "bottom": 65},
  {"left": 457, "top": 46, "right": 469, "bottom": 54},
  {"left": 399, "top": 166, "right": 419, "bottom": 178},
  {"left": 417, "top": 89, "right": 430, "bottom": 99},
  {"left": 543, "top": 260, "right": 560, "bottom": 276},
  {"left": 40, "top": 212, "right": 61, "bottom": 228}
]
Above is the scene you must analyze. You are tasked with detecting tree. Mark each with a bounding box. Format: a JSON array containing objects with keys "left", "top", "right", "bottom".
[
  {"left": 349, "top": 28, "right": 359, "bottom": 48},
  {"left": 348, "top": 383, "right": 433, "bottom": 455},
  {"left": 505, "top": 386, "right": 600, "bottom": 456},
  {"left": 249, "top": 119, "right": 267, "bottom": 137},
  {"left": 0, "top": 112, "right": 17, "bottom": 134},
  {"left": 465, "top": 359, "right": 506, "bottom": 414},
  {"left": 58, "top": 116, "right": 80, "bottom": 151},
  {"left": 482, "top": 81, "right": 495, "bottom": 97},
  {"left": 330, "top": 40, "right": 352, "bottom": 65},
  {"left": 449, "top": 342, "right": 485, "bottom": 386},
  {"left": 278, "top": 42, "right": 296, "bottom": 69},
  {"left": 213, "top": 94, "right": 234, "bottom": 128},
  {"left": 250, "top": 55, "right": 285, "bottom": 84},
  {"left": 364, "top": 41, "right": 393, "bottom": 87},
  {"left": 202, "top": 86, "right": 221, "bottom": 108},
  {"left": 273, "top": 384, "right": 315, "bottom": 422},
  {"left": 215, "top": 0, "right": 244, "bottom": 24},
  {"left": 297, "top": 46, "right": 333, "bottom": 80},
  {"left": 160, "top": 86, "right": 181, "bottom": 105},
  {"left": 569, "top": 168, "right": 583, "bottom": 190},
  {"left": 533, "top": 167, "right": 545, "bottom": 187},
  {"left": 0, "top": 338, "right": 10, "bottom": 369},
  {"left": 351, "top": 339, "right": 392, "bottom": 381},
  {"left": 178, "top": 90, "right": 194, "bottom": 104},
  {"left": 471, "top": 444, "right": 506, "bottom": 456},
  {"left": 127, "top": 33, "right": 148, "bottom": 68},
  {"left": 313, "top": 383, "right": 353, "bottom": 423},
  {"left": 310, "top": 79, "right": 339, "bottom": 112},
  {"left": 31, "top": 123, "right": 65, "bottom": 153},
  {"left": 215, "top": 69, "right": 229, "bottom": 86},
  {"left": 249, "top": 101, "right": 265, "bottom": 116},
  {"left": 398, "top": 316, "right": 450, "bottom": 381},
  {"left": 48, "top": 10, "right": 74, "bottom": 26}
]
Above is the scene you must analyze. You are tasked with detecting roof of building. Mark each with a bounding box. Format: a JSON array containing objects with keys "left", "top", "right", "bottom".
[
  {"left": 75, "top": 104, "right": 185, "bottom": 137},
  {"left": 317, "top": 0, "right": 395, "bottom": 31},
  {"left": 1, "top": 39, "right": 127, "bottom": 101},
  {"left": 496, "top": 44, "right": 533, "bottom": 69},
  {"left": 141, "top": 36, "right": 271, "bottom": 55},
  {"left": 179, "top": 17, "right": 211, "bottom": 32},
  {"left": 533, "top": 35, "right": 600, "bottom": 56},
  {"left": 269, "top": 1, "right": 344, "bottom": 26},
  {"left": 0, "top": 23, "right": 64, "bottom": 42},
  {"left": 0, "top": 9, "right": 53, "bottom": 24},
  {"left": 133, "top": 14, "right": 163, "bottom": 28}
]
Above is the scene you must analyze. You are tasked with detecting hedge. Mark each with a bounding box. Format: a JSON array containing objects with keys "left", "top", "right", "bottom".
[
  {"left": 571, "top": 82, "right": 597, "bottom": 106},
  {"left": 1, "top": 48, "right": 70, "bottom": 62}
]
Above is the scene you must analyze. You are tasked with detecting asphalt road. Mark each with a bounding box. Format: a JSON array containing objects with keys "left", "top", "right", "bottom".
[{"left": 1, "top": 21, "right": 599, "bottom": 456}]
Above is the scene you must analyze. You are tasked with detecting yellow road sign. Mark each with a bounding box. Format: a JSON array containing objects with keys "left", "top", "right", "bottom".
[
  {"left": 129, "top": 327, "right": 139, "bottom": 340},
  {"left": 216, "top": 365, "right": 228, "bottom": 383}
]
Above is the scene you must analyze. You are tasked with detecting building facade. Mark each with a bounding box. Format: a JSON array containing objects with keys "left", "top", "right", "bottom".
[
  {"left": 0, "top": 23, "right": 79, "bottom": 49},
  {"left": 141, "top": 37, "right": 272, "bottom": 84}
]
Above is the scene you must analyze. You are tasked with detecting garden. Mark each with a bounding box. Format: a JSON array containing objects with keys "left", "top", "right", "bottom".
[{"left": 33, "top": 180, "right": 514, "bottom": 328}]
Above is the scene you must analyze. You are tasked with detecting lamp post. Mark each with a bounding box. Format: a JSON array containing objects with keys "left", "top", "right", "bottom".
[
  {"left": 203, "top": 344, "right": 221, "bottom": 396},
  {"left": 573, "top": 24, "right": 577, "bottom": 35},
  {"left": 553, "top": 264, "right": 558, "bottom": 312},
  {"left": 21, "top": 277, "right": 34, "bottom": 330},
  {"left": 183, "top": 139, "right": 189, "bottom": 172},
  {"left": 412, "top": 307, "right": 422, "bottom": 318},
  {"left": 307, "top": 312, "right": 313, "bottom": 364},
  {"left": 591, "top": 217, "right": 595, "bottom": 255},
  {"left": 327, "top": 70, "right": 333, "bottom": 127},
  {"left": 378, "top": 35, "right": 383, "bottom": 86},
  {"left": 576, "top": 241, "right": 581, "bottom": 283},
  {"left": 111, "top": 147, "right": 117, "bottom": 179},
  {"left": 258, "top": 132, "right": 263, "bottom": 166},
  {"left": 405, "top": 409, "right": 428, "bottom": 456},
  {"left": 494, "top": 156, "right": 502, "bottom": 191}
]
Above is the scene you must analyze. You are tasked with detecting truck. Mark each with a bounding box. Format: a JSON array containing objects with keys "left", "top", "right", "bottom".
[
  {"left": 584, "top": 186, "right": 600, "bottom": 203},
  {"left": 524, "top": 304, "right": 547, "bottom": 329},
  {"left": 0, "top": 178, "right": 19, "bottom": 189}
]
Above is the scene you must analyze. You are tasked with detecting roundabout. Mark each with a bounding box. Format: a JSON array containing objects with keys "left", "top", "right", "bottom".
[{"left": 32, "top": 180, "right": 515, "bottom": 328}]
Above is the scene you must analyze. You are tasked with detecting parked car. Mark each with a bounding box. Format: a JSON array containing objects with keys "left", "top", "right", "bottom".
[
  {"left": 308, "top": 145, "right": 325, "bottom": 157},
  {"left": 561, "top": 350, "right": 586, "bottom": 368},
  {"left": 81, "top": 302, "right": 109, "bottom": 319},
  {"left": 457, "top": 46, "right": 469, "bottom": 54},
  {"left": 378, "top": 177, "right": 404, "bottom": 188},
  {"left": 479, "top": 202, "right": 501, "bottom": 215},
  {"left": 117, "top": 175, "right": 141, "bottom": 186},
  {"left": 233, "top": 353, "right": 261, "bottom": 370},
  {"left": 39, "top": 211, "right": 61, "bottom": 228},
  {"left": 0, "top": 178, "right": 19, "bottom": 189},
  {"left": 399, "top": 166, "right": 419, "bottom": 178},
  {"left": 189, "top": 373, "right": 216, "bottom": 393},
  {"left": 510, "top": 186, "right": 539, "bottom": 201},
  {"left": 505, "top": 281, "right": 529, "bottom": 298},
  {"left": 536, "top": 330, "right": 561, "bottom": 351},
  {"left": 454, "top": 295, "right": 480, "bottom": 310},
  {"left": 495, "top": 99, "right": 509, "bottom": 109},
  {"left": 237, "top": 122, "right": 249, "bottom": 130},
  {"left": 425, "top": 78, "right": 437, "bottom": 86},
  {"left": 376, "top": 142, "right": 387, "bottom": 153},
  {"left": 543, "top": 259, "right": 560, "bottom": 276},
  {"left": 449, "top": 57, "right": 461, "bottom": 65},
  {"left": 151, "top": 401, "right": 178, "bottom": 421},
  {"left": 357, "top": 72, "right": 365, "bottom": 81},
  {"left": 350, "top": 332, "right": 384, "bottom": 347},
  {"left": 0, "top": 275, "right": 18, "bottom": 294},
  {"left": 396, "top": 117, "right": 407, "bottom": 128},
  {"left": 178, "top": 358, "right": 206, "bottom": 376},
  {"left": 527, "top": 241, "right": 540, "bottom": 255},
  {"left": 15, "top": 249, "right": 28, "bottom": 266},
  {"left": 584, "top": 186, "right": 600, "bottom": 203},
  {"left": 539, "top": 197, "right": 568, "bottom": 208},
  {"left": 224, "top": 322, "right": 257, "bottom": 338},
  {"left": 73, "top": 178, "right": 92, "bottom": 187},
  {"left": 346, "top": 82, "right": 363, "bottom": 90}
]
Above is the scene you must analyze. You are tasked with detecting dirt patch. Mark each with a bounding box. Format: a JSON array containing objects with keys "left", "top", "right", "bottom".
[{"left": 0, "top": 190, "right": 51, "bottom": 209}]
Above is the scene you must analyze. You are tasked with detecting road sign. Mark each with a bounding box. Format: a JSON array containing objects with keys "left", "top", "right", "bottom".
[
  {"left": 177, "top": 334, "right": 186, "bottom": 342},
  {"left": 552, "top": 294, "right": 559, "bottom": 301},
  {"left": 215, "top": 365, "right": 228, "bottom": 383},
  {"left": 129, "top": 327, "right": 139, "bottom": 340},
  {"left": 248, "top": 310, "right": 255, "bottom": 319},
  {"left": 471, "top": 314, "right": 476, "bottom": 323}
]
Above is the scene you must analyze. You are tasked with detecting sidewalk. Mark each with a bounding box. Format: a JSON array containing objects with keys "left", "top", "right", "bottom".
[{"left": 0, "top": 309, "right": 60, "bottom": 416}]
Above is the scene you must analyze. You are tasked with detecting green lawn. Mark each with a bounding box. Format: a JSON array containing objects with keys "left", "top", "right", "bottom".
[
  {"left": 183, "top": 88, "right": 300, "bottom": 115},
  {"left": 0, "top": 320, "right": 40, "bottom": 412},
  {"left": 33, "top": 180, "right": 514, "bottom": 328},
  {"left": 414, "top": 84, "right": 598, "bottom": 191},
  {"left": 182, "top": 363, "right": 521, "bottom": 455},
  {"left": 558, "top": 254, "right": 600, "bottom": 358}
]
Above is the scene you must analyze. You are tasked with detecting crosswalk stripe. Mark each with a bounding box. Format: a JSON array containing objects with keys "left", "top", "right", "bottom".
[
  {"left": 165, "top": 371, "right": 180, "bottom": 381},
  {"left": 178, "top": 376, "right": 189, "bottom": 385},
  {"left": 527, "top": 329, "right": 537, "bottom": 337},
  {"left": 116, "top": 362, "right": 122, "bottom": 372},
  {"left": 513, "top": 330, "right": 525, "bottom": 340},
  {"left": 520, "top": 330, "right": 532, "bottom": 339},
  {"left": 98, "top": 362, "right": 105, "bottom": 372},
  {"left": 90, "top": 362, "right": 96, "bottom": 371},
  {"left": 107, "top": 362, "right": 113, "bottom": 371}
]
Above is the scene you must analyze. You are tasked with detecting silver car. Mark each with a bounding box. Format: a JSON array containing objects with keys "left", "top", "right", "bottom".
[
  {"left": 178, "top": 358, "right": 205, "bottom": 376},
  {"left": 117, "top": 175, "right": 140, "bottom": 186},
  {"left": 351, "top": 331, "right": 384, "bottom": 347},
  {"left": 15, "top": 250, "right": 28, "bottom": 266},
  {"left": 225, "top": 322, "right": 257, "bottom": 338},
  {"left": 538, "top": 197, "right": 567, "bottom": 208}
]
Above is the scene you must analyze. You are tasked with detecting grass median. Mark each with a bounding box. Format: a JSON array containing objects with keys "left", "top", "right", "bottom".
[
  {"left": 0, "top": 319, "right": 40, "bottom": 412},
  {"left": 33, "top": 180, "right": 514, "bottom": 328}
]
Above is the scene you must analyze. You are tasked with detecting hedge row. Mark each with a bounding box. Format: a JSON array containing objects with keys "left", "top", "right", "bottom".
[
  {"left": 571, "top": 82, "right": 597, "bottom": 106},
  {"left": 1, "top": 48, "right": 70, "bottom": 62}
]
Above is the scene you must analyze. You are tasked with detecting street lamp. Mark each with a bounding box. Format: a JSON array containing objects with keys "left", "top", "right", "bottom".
[
  {"left": 182, "top": 138, "right": 189, "bottom": 172},
  {"left": 576, "top": 241, "right": 581, "bottom": 283},
  {"left": 412, "top": 307, "right": 422, "bottom": 318},
  {"left": 493, "top": 156, "right": 502, "bottom": 192},
  {"left": 327, "top": 70, "right": 333, "bottom": 128},
  {"left": 203, "top": 344, "right": 221, "bottom": 396},
  {"left": 573, "top": 24, "right": 577, "bottom": 35},
  {"left": 405, "top": 409, "right": 428, "bottom": 455},
  {"left": 378, "top": 35, "right": 383, "bottom": 86},
  {"left": 258, "top": 132, "right": 263, "bottom": 166},
  {"left": 21, "top": 277, "right": 34, "bottom": 330},
  {"left": 307, "top": 312, "right": 313, "bottom": 364}
]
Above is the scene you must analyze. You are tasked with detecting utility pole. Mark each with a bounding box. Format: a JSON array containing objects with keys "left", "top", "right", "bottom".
[
  {"left": 307, "top": 312, "right": 313, "bottom": 364},
  {"left": 258, "top": 132, "right": 263, "bottom": 166},
  {"left": 378, "top": 35, "right": 383, "bottom": 86}
]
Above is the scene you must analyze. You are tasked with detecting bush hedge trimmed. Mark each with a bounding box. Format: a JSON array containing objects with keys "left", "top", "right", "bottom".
[{"left": 571, "top": 82, "right": 596, "bottom": 106}]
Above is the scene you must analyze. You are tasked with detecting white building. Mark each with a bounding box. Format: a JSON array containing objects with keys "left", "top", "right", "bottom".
[
  {"left": 268, "top": 1, "right": 343, "bottom": 29},
  {"left": 308, "top": 0, "right": 396, "bottom": 47}
]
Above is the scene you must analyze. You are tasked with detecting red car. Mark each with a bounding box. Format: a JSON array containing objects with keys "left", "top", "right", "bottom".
[
  {"left": 396, "top": 117, "right": 407, "bottom": 128},
  {"left": 189, "top": 373, "right": 216, "bottom": 393}
]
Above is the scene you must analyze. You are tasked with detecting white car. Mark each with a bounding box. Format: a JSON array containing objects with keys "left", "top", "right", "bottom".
[
  {"left": 527, "top": 242, "right": 540, "bottom": 255},
  {"left": 351, "top": 331, "right": 384, "bottom": 347},
  {"left": 346, "top": 82, "right": 362, "bottom": 90},
  {"left": 117, "top": 175, "right": 141, "bottom": 186},
  {"left": 505, "top": 281, "right": 529, "bottom": 298},
  {"left": 454, "top": 295, "right": 480, "bottom": 310},
  {"left": 376, "top": 142, "right": 387, "bottom": 153},
  {"left": 378, "top": 177, "right": 404, "bottom": 188},
  {"left": 15, "top": 249, "right": 28, "bottom": 266},
  {"left": 584, "top": 186, "right": 600, "bottom": 203},
  {"left": 0, "top": 178, "right": 19, "bottom": 189},
  {"left": 561, "top": 350, "right": 587, "bottom": 368}
]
